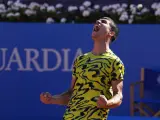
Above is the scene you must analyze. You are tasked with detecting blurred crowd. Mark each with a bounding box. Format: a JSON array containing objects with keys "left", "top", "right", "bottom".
[
  {"left": 0, "top": 0, "right": 160, "bottom": 23},
  {"left": 1, "top": 0, "right": 160, "bottom": 6}
]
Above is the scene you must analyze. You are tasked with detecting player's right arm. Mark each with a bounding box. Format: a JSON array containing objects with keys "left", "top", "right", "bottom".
[
  {"left": 40, "top": 77, "right": 76, "bottom": 105},
  {"left": 40, "top": 56, "right": 79, "bottom": 105}
]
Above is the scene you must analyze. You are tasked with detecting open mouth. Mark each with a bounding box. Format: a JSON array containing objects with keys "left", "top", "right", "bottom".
[{"left": 93, "top": 25, "right": 100, "bottom": 32}]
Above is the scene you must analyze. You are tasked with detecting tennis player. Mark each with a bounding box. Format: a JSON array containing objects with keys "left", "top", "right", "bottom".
[{"left": 40, "top": 17, "right": 125, "bottom": 120}]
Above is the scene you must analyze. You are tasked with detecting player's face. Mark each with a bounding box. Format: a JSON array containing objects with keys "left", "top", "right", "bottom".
[{"left": 91, "top": 19, "right": 111, "bottom": 41}]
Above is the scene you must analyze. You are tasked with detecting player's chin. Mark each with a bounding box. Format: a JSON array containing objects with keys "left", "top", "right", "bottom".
[
  {"left": 91, "top": 35, "right": 96, "bottom": 40},
  {"left": 91, "top": 31, "right": 97, "bottom": 38}
]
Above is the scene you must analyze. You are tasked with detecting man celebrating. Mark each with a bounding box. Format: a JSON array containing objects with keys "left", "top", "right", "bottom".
[{"left": 40, "top": 17, "right": 125, "bottom": 120}]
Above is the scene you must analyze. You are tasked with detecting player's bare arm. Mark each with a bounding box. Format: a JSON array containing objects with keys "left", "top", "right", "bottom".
[
  {"left": 40, "top": 77, "right": 76, "bottom": 105},
  {"left": 106, "top": 80, "right": 123, "bottom": 108},
  {"left": 97, "top": 80, "right": 123, "bottom": 109}
]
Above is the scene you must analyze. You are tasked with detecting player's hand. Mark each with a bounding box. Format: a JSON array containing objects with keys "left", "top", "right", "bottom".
[
  {"left": 96, "top": 95, "right": 108, "bottom": 108},
  {"left": 40, "top": 92, "right": 53, "bottom": 104}
]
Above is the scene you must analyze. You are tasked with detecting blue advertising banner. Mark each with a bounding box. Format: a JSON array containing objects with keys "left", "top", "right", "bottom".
[{"left": 0, "top": 23, "right": 160, "bottom": 118}]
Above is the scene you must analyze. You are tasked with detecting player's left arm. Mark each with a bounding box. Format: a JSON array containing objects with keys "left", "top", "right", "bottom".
[
  {"left": 106, "top": 58, "right": 125, "bottom": 108},
  {"left": 97, "top": 81, "right": 123, "bottom": 109},
  {"left": 96, "top": 58, "right": 125, "bottom": 109},
  {"left": 106, "top": 80, "right": 123, "bottom": 108}
]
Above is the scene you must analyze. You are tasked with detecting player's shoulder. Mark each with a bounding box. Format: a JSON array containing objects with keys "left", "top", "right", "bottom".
[
  {"left": 74, "top": 52, "right": 91, "bottom": 63},
  {"left": 76, "top": 52, "right": 90, "bottom": 60},
  {"left": 109, "top": 50, "right": 124, "bottom": 65}
]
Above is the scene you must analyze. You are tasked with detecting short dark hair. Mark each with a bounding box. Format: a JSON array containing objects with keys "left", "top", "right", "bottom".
[{"left": 101, "top": 17, "right": 119, "bottom": 42}]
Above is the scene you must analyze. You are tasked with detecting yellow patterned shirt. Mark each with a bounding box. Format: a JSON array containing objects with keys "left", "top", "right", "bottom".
[{"left": 63, "top": 49, "right": 125, "bottom": 120}]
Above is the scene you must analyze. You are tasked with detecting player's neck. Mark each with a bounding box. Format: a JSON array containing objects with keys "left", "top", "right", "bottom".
[{"left": 92, "top": 41, "right": 110, "bottom": 55}]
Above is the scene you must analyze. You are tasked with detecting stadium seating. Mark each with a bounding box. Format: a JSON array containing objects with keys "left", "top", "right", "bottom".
[{"left": 130, "top": 68, "right": 160, "bottom": 117}]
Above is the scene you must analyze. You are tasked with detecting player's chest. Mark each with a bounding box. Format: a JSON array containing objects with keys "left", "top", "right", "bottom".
[{"left": 76, "top": 57, "right": 112, "bottom": 76}]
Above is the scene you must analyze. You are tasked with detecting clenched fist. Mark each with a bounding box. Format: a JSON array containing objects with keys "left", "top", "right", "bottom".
[
  {"left": 96, "top": 95, "right": 108, "bottom": 108},
  {"left": 40, "top": 92, "right": 53, "bottom": 104}
]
